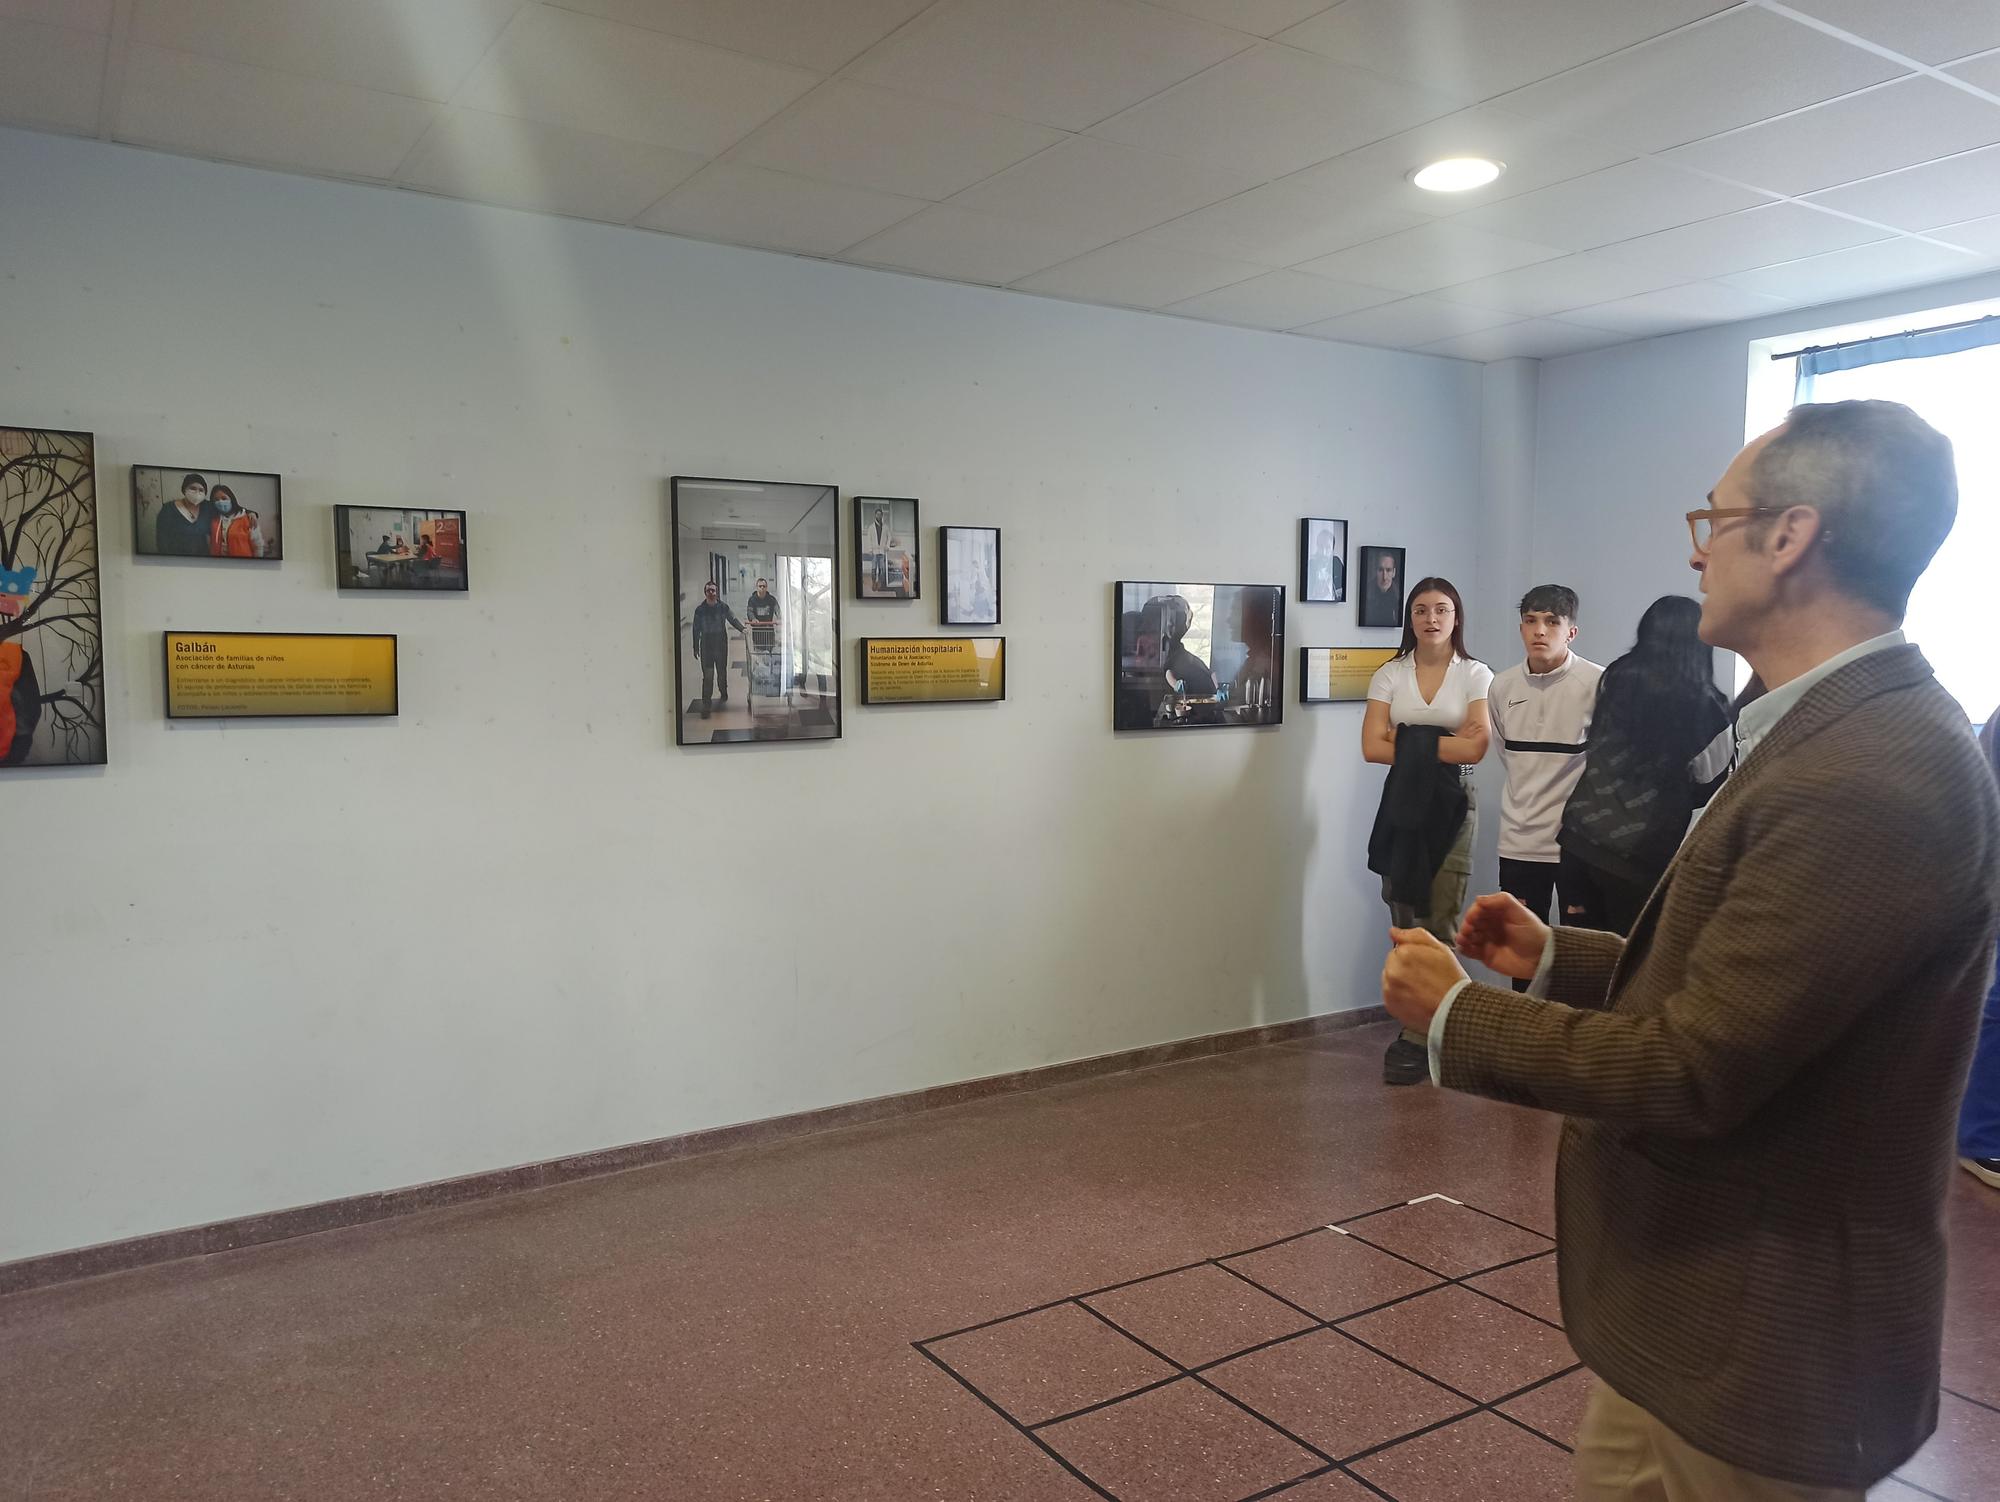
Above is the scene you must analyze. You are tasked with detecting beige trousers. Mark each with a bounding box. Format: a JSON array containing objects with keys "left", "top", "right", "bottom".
[{"left": 1573, "top": 1381, "right": 1864, "bottom": 1501}]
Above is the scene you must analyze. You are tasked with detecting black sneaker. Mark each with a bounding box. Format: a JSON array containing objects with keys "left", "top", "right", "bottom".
[
  {"left": 1383, "top": 1035, "right": 1428, "bottom": 1087},
  {"left": 1961, "top": 1157, "right": 2000, "bottom": 1189}
]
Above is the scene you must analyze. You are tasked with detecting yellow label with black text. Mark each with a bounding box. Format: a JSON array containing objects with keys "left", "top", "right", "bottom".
[
  {"left": 862, "top": 637, "right": 1004, "bottom": 704},
  {"left": 165, "top": 633, "right": 397, "bottom": 718},
  {"left": 1307, "top": 646, "right": 1398, "bottom": 703}
]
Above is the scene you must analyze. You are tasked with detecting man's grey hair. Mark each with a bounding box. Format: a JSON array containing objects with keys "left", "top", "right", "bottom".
[{"left": 1750, "top": 400, "right": 1957, "bottom": 616}]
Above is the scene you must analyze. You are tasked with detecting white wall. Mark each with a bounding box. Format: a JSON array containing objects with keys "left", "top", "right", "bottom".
[{"left": 0, "top": 127, "right": 1490, "bottom": 1264}]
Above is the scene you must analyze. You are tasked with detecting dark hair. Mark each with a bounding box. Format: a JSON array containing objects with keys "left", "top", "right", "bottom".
[
  {"left": 180, "top": 473, "right": 207, "bottom": 493},
  {"left": 1394, "top": 576, "right": 1473, "bottom": 662},
  {"left": 1518, "top": 584, "right": 1578, "bottom": 620},
  {"left": 1591, "top": 595, "right": 1729, "bottom": 769}
]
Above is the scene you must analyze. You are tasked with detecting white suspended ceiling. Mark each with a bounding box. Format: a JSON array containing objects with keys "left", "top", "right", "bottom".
[{"left": 7, "top": 0, "right": 2000, "bottom": 361}]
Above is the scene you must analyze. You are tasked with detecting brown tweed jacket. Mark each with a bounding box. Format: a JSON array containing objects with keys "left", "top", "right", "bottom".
[{"left": 1441, "top": 644, "right": 2000, "bottom": 1489}]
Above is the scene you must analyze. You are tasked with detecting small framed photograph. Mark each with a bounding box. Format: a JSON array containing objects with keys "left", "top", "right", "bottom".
[
  {"left": 939, "top": 525, "right": 1000, "bottom": 626},
  {"left": 132, "top": 465, "right": 283, "bottom": 561},
  {"left": 1114, "top": 581, "right": 1284, "bottom": 732},
  {"left": 1357, "top": 545, "right": 1407, "bottom": 629},
  {"left": 855, "top": 496, "right": 919, "bottom": 600},
  {"left": 860, "top": 637, "right": 1005, "bottom": 705},
  {"left": 1299, "top": 517, "right": 1346, "bottom": 603},
  {"left": 334, "top": 506, "right": 469, "bottom": 591},
  {"left": 1300, "top": 646, "right": 1399, "bottom": 703}
]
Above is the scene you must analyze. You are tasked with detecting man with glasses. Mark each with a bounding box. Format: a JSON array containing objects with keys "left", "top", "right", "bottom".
[
  {"left": 1381, "top": 401, "right": 2000, "bottom": 1499},
  {"left": 689, "top": 579, "right": 743, "bottom": 720}
]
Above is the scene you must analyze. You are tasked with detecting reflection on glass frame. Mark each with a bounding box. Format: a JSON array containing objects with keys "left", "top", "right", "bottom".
[
  {"left": 1114, "top": 581, "right": 1284, "bottom": 732},
  {"left": 132, "top": 464, "right": 283, "bottom": 561},
  {"left": 939, "top": 525, "right": 1001, "bottom": 626},
  {"left": 860, "top": 636, "right": 1005, "bottom": 705},
  {"left": 334, "top": 505, "right": 469, "bottom": 590},
  {"left": 671, "top": 476, "right": 841, "bottom": 746},
  {"left": 4, "top": 426, "right": 105, "bottom": 767},
  {"left": 1357, "top": 545, "right": 1407, "bottom": 629},
  {"left": 1299, "top": 517, "right": 1347, "bottom": 604},
  {"left": 855, "top": 496, "right": 919, "bottom": 600},
  {"left": 1300, "top": 645, "right": 1399, "bottom": 703}
]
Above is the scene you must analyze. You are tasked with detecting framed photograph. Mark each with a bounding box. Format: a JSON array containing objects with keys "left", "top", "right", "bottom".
[
  {"left": 1114, "top": 582, "right": 1284, "bottom": 732},
  {"left": 860, "top": 637, "right": 1005, "bottom": 705},
  {"left": 164, "top": 631, "right": 398, "bottom": 719},
  {"left": 335, "top": 506, "right": 469, "bottom": 591},
  {"left": 855, "top": 496, "right": 919, "bottom": 600},
  {"left": 3, "top": 426, "right": 105, "bottom": 767},
  {"left": 1357, "top": 545, "right": 1407, "bottom": 629},
  {"left": 1299, "top": 517, "right": 1347, "bottom": 604},
  {"left": 132, "top": 465, "right": 283, "bottom": 561},
  {"left": 671, "top": 476, "right": 840, "bottom": 746},
  {"left": 939, "top": 525, "right": 1001, "bottom": 626},
  {"left": 1300, "top": 646, "right": 1399, "bottom": 704}
]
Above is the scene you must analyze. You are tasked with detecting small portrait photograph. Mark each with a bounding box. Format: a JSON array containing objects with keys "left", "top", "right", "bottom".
[
  {"left": 940, "top": 525, "right": 1000, "bottom": 626},
  {"left": 855, "top": 496, "right": 919, "bottom": 600},
  {"left": 1299, "top": 517, "right": 1347, "bottom": 604},
  {"left": 335, "top": 506, "right": 469, "bottom": 591},
  {"left": 1357, "top": 545, "right": 1407, "bottom": 629},
  {"left": 1114, "top": 581, "right": 1284, "bottom": 732},
  {"left": 132, "top": 465, "right": 283, "bottom": 561}
]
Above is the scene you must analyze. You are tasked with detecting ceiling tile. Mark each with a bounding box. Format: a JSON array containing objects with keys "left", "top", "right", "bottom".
[
  {"left": 1931, "top": 213, "right": 2000, "bottom": 258},
  {"left": 1137, "top": 181, "right": 1428, "bottom": 265},
  {"left": 847, "top": 0, "right": 1250, "bottom": 132},
  {"left": 1015, "top": 239, "right": 1264, "bottom": 307},
  {"left": 1490, "top": 6, "right": 1907, "bottom": 156},
  {"left": 1720, "top": 237, "right": 1985, "bottom": 306},
  {"left": 1089, "top": 42, "right": 1461, "bottom": 179},
  {"left": 1450, "top": 159, "right": 1770, "bottom": 253},
  {"left": 1296, "top": 221, "right": 1563, "bottom": 294},
  {"left": 1805, "top": 143, "right": 2000, "bottom": 230},
  {"left": 1142, "top": 0, "right": 1334, "bottom": 37},
  {"left": 118, "top": 43, "right": 436, "bottom": 177},
  {"left": 1277, "top": 0, "right": 1734, "bottom": 106},
  {"left": 0, "top": 15, "right": 104, "bottom": 133},
  {"left": 548, "top": 0, "right": 934, "bottom": 72},
  {"left": 1782, "top": 0, "right": 2000, "bottom": 66},
  {"left": 455, "top": 4, "right": 818, "bottom": 156},
  {"left": 736, "top": 81, "right": 1064, "bottom": 201},
  {"left": 395, "top": 107, "right": 704, "bottom": 222},
  {"left": 1294, "top": 295, "right": 1522, "bottom": 347},
  {"left": 1603, "top": 202, "right": 1892, "bottom": 281},
  {"left": 1947, "top": 51, "right": 2000, "bottom": 92},
  {"left": 1661, "top": 77, "right": 2000, "bottom": 198},
  {"left": 638, "top": 163, "right": 924, "bottom": 255},
  {"left": 949, "top": 136, "right": 1259, "bottom": 241},
  {"left": 1, "top": 1, "right": 112, "bottom": 30},
  {"left": 1559, "top": 280, "right": 1792, "bottom": 336},
  {"left": 842, "top": 204, "right": 1113, "bottom": 284},
  {"left": 1421, "top": 319, "right": 1625, "bottom": 361},
  {"left": 1434, "top": 250, "right": 1688, "bottom": 317},
  {"left": 1165, "top": 269, "right": 1401, "bottom": 329}
]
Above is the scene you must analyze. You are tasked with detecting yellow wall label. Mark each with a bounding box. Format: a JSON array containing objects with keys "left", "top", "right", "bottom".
[{"left": 165, "top": 632, "right": 397, "bottom": 718}]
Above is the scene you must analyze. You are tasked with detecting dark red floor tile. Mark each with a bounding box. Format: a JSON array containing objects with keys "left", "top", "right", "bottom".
[
  {"left": 1085, "top": 1263, "right": 1316, "bottom": 1369},
  {"left": 1340, "top": 1285, "right": 1577, "bottom": 1402},
  {"left": 928, "top": 1301, "right": 1176, "bottom": 1425},
  {"left": 1352, "top": 1410, "right": 1575, "bottom": 1501},
  {"left": 1343, "top": 1198, "right": 1553, "bottom": 1278},
  {"left": 1040, "top": 1378, "right": 1323, "bottom": 1502},
  {"left": 1498, "top": 1366, "right": 1594, "bottom": 1448},
  {"left": 1465, "top": 1251, "right": 1562, "bottom": 1328},
  {"left": 1263, "top": 1470, "right": 1384, "bottom": 1499},
  {"left": 1895, "top": 1389, "right": 2000, "bottom": 1499},
  {"left": 1206, "top": 1327, "right": 1471, "bottom": 1460},
  {"left": 1224, "top": 1228, "right": 1442, "bottom": 1322}
]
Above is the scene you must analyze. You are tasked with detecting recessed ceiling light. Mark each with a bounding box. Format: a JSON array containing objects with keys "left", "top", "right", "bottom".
[{"left": 1411, "top": 157, "right": 1504, "bottom": 193}]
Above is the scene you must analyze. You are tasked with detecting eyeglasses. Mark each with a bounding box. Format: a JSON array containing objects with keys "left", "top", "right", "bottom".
[{"left": 1686, "top": 506, "right": 1784, "bottom": 553}]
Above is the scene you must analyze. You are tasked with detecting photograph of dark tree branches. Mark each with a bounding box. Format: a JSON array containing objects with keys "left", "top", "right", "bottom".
[{"left": 1, "top": 426, "right": 105, "bottom": 767}]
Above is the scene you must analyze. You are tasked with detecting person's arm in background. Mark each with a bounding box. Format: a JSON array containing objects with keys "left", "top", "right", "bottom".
[
  {"left": 1439, "top": 697, "right": 1489, "bottom": 764},
  {"left": 1363, "top": 699, "right": 1397, "bottom": 765}
]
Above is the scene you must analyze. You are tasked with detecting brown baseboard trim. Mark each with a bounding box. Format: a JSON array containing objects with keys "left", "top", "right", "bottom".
[{"left": 0, "top": 1006, "right": 1386, "bottom": 1299}]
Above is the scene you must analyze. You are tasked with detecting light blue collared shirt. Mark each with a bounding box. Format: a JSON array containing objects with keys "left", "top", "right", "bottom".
[{"left": 1425, "top": 630, "right": 1907, "bottom": 1084}]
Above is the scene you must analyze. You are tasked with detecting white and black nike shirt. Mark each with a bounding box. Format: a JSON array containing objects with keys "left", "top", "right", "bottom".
[{"left": 1490, "top": 652, "right": 1604, "bottom": 864}]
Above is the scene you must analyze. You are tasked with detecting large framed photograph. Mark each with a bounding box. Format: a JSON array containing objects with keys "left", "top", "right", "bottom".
[
  {"left": 1300, "top": 646, "right": 1398, "bottom": 703},
  {"left": 132, "top": 465, "right": 282, "bottom": 560},
  {"left": 164, "top": 631, "right": 397, "bottom": 719},
  {"left": 1114, "top": 582, "right": 1284, "bottom": 732},
  {"left": 855, "top": 496, "right": 919, "bottom": 600},
  {"left": 860, "top": 637, "right": 1005, "bottom": 705},
  {"left": 940, "top": 525, "right": 1000, "bottom": 626},
  {"left": 1299, "top": 517, "right": 1347, "bottom": 604},
  {"left": 3, "top": 426, "right": 105, "bottom": 767},
  {"left": 334, "top": 506, "right": 469, "bottom": 590},
  {"left": 671, "top": 476, "right": 840, "bottom": 746},
  {"left": 1357, "top": 545, "right": 1407, "bottom": 628}
]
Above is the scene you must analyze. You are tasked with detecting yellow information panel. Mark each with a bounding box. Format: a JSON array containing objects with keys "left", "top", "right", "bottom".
[
  {"left": 861, "top": 637, "right": 1005, "bottom": 705},
  {"left": 1301, "top": 645, "right": 1398, "bottom": 704},
  {"left": 164, "top": 632, "right": 398, "bottom": 719}
]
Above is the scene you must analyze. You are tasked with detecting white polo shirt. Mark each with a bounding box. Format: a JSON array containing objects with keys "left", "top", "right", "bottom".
[{"left": 1490, "top": 651, "right": 1603, "bottom": 863}]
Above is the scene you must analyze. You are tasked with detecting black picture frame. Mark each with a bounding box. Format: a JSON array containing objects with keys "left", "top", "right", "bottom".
[
  {"left": 131, "top": 464, "right": 284, "bottom": 562},
  {"left": 854, "top": 496, "right": 920, "bottom": 600},
  {"left": 162, "top": 631, "right": 399, "bottom": 720},
  {"left": 333, "top": 505, "right": 470, "bottom": 591},
  {"left": 939, "top": 525, "right": 1001, "bottom": 626},
  {"left": 4, "top": 425, "right": 105, "bottom": 767},
  {"left": 1113, "top": 581, "right": 1285, "bottom": 732},
  {"left": 1357, "top": 545, "right": 1407, "bottom": 629},
  {"left": 859, "top": 636, "right": 1006, "bottom": 705},
  {"left": 1298, "top": 517, "right": 1347, "bottom": 604},
  {"left": 670, "top": 476, "right": 842, "bottom": 747},
  {"left": 1299, "top": 645, "right": 1399, "bottom": 704}
]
